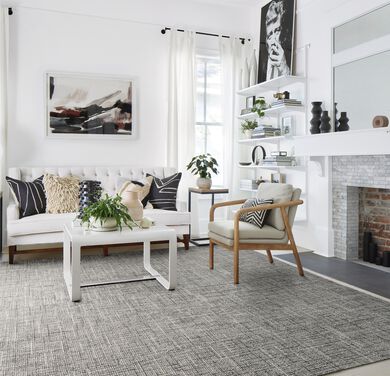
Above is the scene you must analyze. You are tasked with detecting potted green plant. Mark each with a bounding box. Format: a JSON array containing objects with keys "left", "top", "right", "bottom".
[
  {"left": 251, "top": 96, "right": 267, "bottom": 117},
  {"left": 241, "top": 120, "right": 258, "bottom": 139},
  {"left": 186, "top": 153, "right": 219, "bottom": 189},
  {"left": 80, "top": 194, "right": 136, "bottom": 231}
]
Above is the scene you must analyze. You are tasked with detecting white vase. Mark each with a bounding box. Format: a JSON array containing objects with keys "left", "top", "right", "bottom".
[
  {"left": 90, "top": 217, "right": 117, "bottom": 229},
  {"left": 249, "top": 50, "right": 258, "bottom": 86},
  {"left": 197, "top": 177, "right": 212, "bottom": 190},
  {"left": 244, "top": 130, "right": 253, "bottom": 139},
  {"left": 242, "top": 59, "right": 250, "bottom": 89},
  {"left": 121, "top": 191, "right": 143, "bottom": 221}
]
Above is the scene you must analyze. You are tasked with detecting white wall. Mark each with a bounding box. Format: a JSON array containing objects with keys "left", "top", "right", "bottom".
[
  {"left": 4, "top": 0, "right": 252, "bottom": 168},
  {"left": 248, "top": 0, "right": 390, "bottom": 256}
]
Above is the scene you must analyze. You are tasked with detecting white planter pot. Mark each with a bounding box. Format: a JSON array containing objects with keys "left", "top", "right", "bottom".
[
  {"left": 90, "top": 217, "right": 117, "bottom": 230},
  {"left": 244, "top": 130, "right": 253, "bottom": 139},
  {"left": 197, "top": 177, "right": 212, "bottom": 190}
]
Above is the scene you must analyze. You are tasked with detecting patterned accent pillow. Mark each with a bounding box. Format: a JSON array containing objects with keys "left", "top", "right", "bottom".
[
  {"left": 117, "top": 176, "right": 153, "bottom": 207},
  {"left": 239, "top": 198, "right": 273, "bottom": 228},
  {"left": 43, "top": 174, "right": 80, "bottom": 214},
  {"left": 146, "top": 173, "right": 182, "bottom": 211},
  {"left": 6, "top": 175, "right": 46, "bottom": 218}
]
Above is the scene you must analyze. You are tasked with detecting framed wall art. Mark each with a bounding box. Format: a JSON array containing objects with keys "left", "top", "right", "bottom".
[
  {"left": 46, "top": 72, "right": 137, "bottom": 139},
  {"left": 258, "top": 0, "right": 296, "bottom": 83}
]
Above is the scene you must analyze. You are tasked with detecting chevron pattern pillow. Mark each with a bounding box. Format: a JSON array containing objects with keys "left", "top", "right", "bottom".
[
  {"left": 146, "top": 173, "right": 182, "bottom": 211},
  {"left": 6, "top": 175, "right": 46, "bottom": 218},
  {"left": 239, "top": 198, "right": 273, "bottom": 228}
]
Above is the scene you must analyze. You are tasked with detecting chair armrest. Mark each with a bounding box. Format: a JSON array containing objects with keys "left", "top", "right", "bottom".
[
  {"left": 209, "top": 199, "right": 246, "bottom": 222},
  {"left": 7, "top": 203, "right": 20, "bottom": 221}
]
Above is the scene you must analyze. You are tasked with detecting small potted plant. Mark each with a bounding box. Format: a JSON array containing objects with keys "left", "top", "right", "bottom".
[
  {"left": 80, "top": 194, "right": 136, "bottom": 231},
  {"left": 252, "top": 96, "right": 267, "bottom": 117},
  {"left": 186, "top": 153, "right": 219, "bottom": 190},
  {"left": 241, "top": 120, "right": 258, "bottom": 139}
]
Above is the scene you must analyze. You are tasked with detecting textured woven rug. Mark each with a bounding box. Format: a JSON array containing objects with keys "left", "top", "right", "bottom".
[{"left": 0, "top": 247, "right": 389, "bottom": 376}]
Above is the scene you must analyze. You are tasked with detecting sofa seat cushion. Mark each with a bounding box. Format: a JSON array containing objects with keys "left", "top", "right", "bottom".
[
  {"left": 8, "top": 212, "right": 77, "bottom": 237},
  {"left": 143, "top": 209, "right": 190, "bottom": 226},
  {"left": 208, "top": 220, "right": 285, "bottom": 240}
]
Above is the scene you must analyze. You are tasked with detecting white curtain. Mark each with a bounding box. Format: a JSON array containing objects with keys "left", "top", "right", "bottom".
[
  {"left": 0, "top": 8, "right": 9, "bottom": 195},
  {"left": 167, "top": 30, "right": 196, "bottom": 203},
  {"left": 219, "top": 38, "right": 252, "bottom": 200}
]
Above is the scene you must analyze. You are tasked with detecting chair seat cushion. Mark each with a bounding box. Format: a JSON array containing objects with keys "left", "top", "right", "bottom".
[{"left": 208, "top": 220, "right": 285, "bottom": 240}]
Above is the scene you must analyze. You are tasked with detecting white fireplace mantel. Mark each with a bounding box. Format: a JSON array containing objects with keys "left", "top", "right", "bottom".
[{"left": 293, "top": 128, "right": 390, "bottom": 157}]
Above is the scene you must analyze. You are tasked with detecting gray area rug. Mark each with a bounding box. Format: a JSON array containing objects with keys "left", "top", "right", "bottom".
[{"left": 0, "top": 247, "right": 389, "bottom": 376}]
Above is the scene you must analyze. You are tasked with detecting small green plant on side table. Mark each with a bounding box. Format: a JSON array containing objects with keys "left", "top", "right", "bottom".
[{"left": 186, "top": 153, "right": 219, "bottom": 190}]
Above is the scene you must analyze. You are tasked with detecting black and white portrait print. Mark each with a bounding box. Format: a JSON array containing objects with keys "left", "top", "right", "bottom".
[{"left": 258, "top": 0, "right": 296, "bottom": 83}]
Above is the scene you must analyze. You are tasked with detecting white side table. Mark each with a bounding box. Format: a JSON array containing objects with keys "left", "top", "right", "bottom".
[{"left": 63, "top": 224, "right": 177, "bottom": 302}]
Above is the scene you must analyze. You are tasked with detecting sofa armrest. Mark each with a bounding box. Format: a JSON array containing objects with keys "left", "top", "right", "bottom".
[
  {"left": 7, "top": 203, "right": 20, "bottom": 221},
  {"left": 176, "top": 200, "right": 187, "bottom": 212}
]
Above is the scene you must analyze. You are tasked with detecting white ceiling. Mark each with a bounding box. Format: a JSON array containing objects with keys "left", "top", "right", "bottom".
[{"left": 189, "top": 0, "right": 259, "bottom": 7}]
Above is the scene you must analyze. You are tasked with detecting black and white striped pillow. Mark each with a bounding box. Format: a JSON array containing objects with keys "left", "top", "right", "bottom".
[
  {"left": 146, "top": 173, "right": 182, "bottom": 211},
  {"left": 6, "top": 176, "right": 46, "bottom": 218},
  {"left": 240, "top": 198, "right": 273, "bottom": 228}
]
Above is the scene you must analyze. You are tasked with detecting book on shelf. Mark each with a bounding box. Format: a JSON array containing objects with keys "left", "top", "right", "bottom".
[
  {"left": 272, "top": 99, "right": 302, "bottom": 105},
  {"left": 271, "top": 151, "right": 288, "bottom": 156},
  {"left": 261, "top": 162, "right": 296, "bottom": 167}
]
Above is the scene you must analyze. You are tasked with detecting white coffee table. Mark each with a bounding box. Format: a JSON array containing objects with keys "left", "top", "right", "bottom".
[{"left": 63, "top": 223, "right": 177, "bottom": 302}]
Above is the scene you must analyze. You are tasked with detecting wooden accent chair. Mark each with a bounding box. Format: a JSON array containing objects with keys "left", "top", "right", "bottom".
[{"left": 208, "top": 183, "right": 304, "bottom": 284}]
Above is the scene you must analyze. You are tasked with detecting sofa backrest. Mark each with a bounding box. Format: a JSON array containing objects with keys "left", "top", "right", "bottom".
[{"left": 8, "top": 166, "right": 177, "bottom": 196}]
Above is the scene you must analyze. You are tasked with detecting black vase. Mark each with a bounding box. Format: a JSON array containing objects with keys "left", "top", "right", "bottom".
[
  {"left": 363, "top": 231, "right": 372, "bottom": 262},
  {"left": 310, "top": 102, "right": 322, "bottom": 134},
  {"left": 338, "top": 112, "right": 350, "bottom": 131},
  {"left": 78, "top": 180, "right": 102, "bottom": 218},
  {"left": 334, "top": 103, "right": 339, "bottom": 132},
  {"left": 320, "top": 110, "right": 331, "bottom": 133},
  {"left": 383, "top": 252, "right": 390, "bottom": 267},
  {"left": 369, "top": 242, "right": 377, "bottom": 263}
]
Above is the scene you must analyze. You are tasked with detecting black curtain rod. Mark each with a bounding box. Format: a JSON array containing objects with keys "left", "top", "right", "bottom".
[
  {"left": 8, "top": 7, "right": 13, "bottom": 15},
  {"left": 161, "top": 27, "right": 249, "bottom": 45}
]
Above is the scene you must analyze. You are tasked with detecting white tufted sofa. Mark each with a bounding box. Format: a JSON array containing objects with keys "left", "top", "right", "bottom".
[{"left": 6, "top": 166, "right": 191, "bottom": 263}]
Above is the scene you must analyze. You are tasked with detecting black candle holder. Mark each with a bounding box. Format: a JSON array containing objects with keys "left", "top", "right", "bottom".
[{"left": 368, "top": 242, "right": 377, "bottom": 263}]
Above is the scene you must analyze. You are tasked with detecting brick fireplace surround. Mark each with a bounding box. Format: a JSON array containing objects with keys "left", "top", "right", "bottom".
[{"left": 332, "top": 155, "right": 390, "bottom": 260}]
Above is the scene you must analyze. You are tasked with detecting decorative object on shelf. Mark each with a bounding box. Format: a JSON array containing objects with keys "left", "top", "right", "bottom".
[
  {"left": 262, "top": 155, "right": 296, "bottom": 167},
  {"left": 251, "top": 97, "right": 267, "bottom": 117},
  {"left": 80, "top": 194, "right": 136, "bottom": 232},
  {"left": 273, "top": 91, "right": 290, "bottom": 100},
  {"left": 372, "top": 115, "right": 389, "bottom": 128},
  {"left": 46, "top": 72, "right": 135, "bottom": 138},
  {"left": 337, "top": 111, "right": 349, "bottom": 131},
  {"left": 270, "top": 98, "right": 302, "bottom": 109},
  {"left": 281, "top": 116, "right": 293, "bottom": 136},
  {"left": 252, "top": 125, "right": 281, "bottom": 138},
  {"left": 271, "top": 173, "right": 286, "bottom": 183},
  {"left": 186, "top": 153, "right": 219, "bottom": 190},
  {"left": 251, "top": 145, "right": 266, "bottom": 165},
  {"left": 241, "top": 119, "right": 258, "bottom": 138},
  {"left": 242, "top": 58, "right": 250, "bottom": 89},
  {"left": 78, "top": 180, "right": 102, "bottom": 219},
  {"left": 121, "top": 191, "right": 143, "bottom": 221},
  {"left": 246, "top": 96, "right": 256, "bottom": 110},
  {"left": 334, "top": 102, "right": 339, "bottom": 132},
  {"left": 258, "top": 0, "right": 296, "bottom": 83},
  {"left": 368, "top": 242, "right": 377, "bottom": 263},
  {"left": 383, "top": 251, "right": 390, "bottom": 267},
  {"left": 310, "top": 101, "right": 322, "bottom": 134},
  {"left": 320, "top": 110, "right": 331, "bottom": 133},
  {"left": 249, "top": 50, "right": 258, "bottom": 86},
  {"left": 239, "top": 162, "right": 252, "bottom": 166}
]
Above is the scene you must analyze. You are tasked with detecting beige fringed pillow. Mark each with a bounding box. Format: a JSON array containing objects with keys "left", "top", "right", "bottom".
[{"left": 43, "top": 174, "right": 79, "bottom": 213}]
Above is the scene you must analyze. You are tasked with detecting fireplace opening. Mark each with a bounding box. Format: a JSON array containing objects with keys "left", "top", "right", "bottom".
[{"left": 359, "top": 188, "right": 390, "bottom": 268}]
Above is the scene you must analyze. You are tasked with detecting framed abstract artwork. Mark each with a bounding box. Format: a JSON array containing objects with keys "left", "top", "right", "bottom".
[
  {"left": 258, "top": 0, "right": 296, "bottom": 83},
  {"left": 46, "top": 72, "right": 136, "bottom": 138}
]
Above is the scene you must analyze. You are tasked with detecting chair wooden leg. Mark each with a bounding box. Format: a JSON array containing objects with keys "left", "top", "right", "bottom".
[
  {"left": 9, "top": 246, "right": 16, "bottom": 264},
  {"left": 103, "top": 245, "right": 109, "bottom": 257},
  {"left": 233, "top": 244, "right": 239, "bottom": 284},
  {"left": 183, "top": 234, "right": 190, "bottom": 250},
  {"left": 209, "top": 240, "right": 214, "bottom": 270},
  {"left": 266, "top": 249, "right": 273, "bottom": 264},
  {"left": 281, "top": 207, "right": 304, "bottom": 277}
]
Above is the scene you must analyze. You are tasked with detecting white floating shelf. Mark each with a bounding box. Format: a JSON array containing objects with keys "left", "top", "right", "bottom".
[
  {"left": 238, "top": 136, "right": 285, "bottom": 144},
  {"left": 237, "top": 75, "right": 305, "bottom": 97},
  {"left": 238, "top": 164, "right": 305, "bottom": 170},
  {"left": 263, "top": 105, "right": 305, "bottom": 117},
  {"left": 237, "top": 112, "right": 257, "bottom": 120}
]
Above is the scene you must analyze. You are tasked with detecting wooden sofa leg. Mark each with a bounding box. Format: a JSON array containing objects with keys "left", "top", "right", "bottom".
[
  {"left": 183, "top": 234, "right": 190, "bottom": 250},
  {"left": 209, "top": 241, "right": 214, "bottom": 270},
  {"left": 9, "top": 246, "right": 16, "bottom": 264},
  {"left": 103, "top": 246, "right": 109, "bottom": 257},
  {"left": 266, "top": 249, "right": 273, "bottom": 264}
]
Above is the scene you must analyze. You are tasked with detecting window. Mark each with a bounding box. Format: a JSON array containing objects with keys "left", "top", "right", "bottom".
[{"left": 195, "top": 53, "right": 223, "bottom": 186}]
